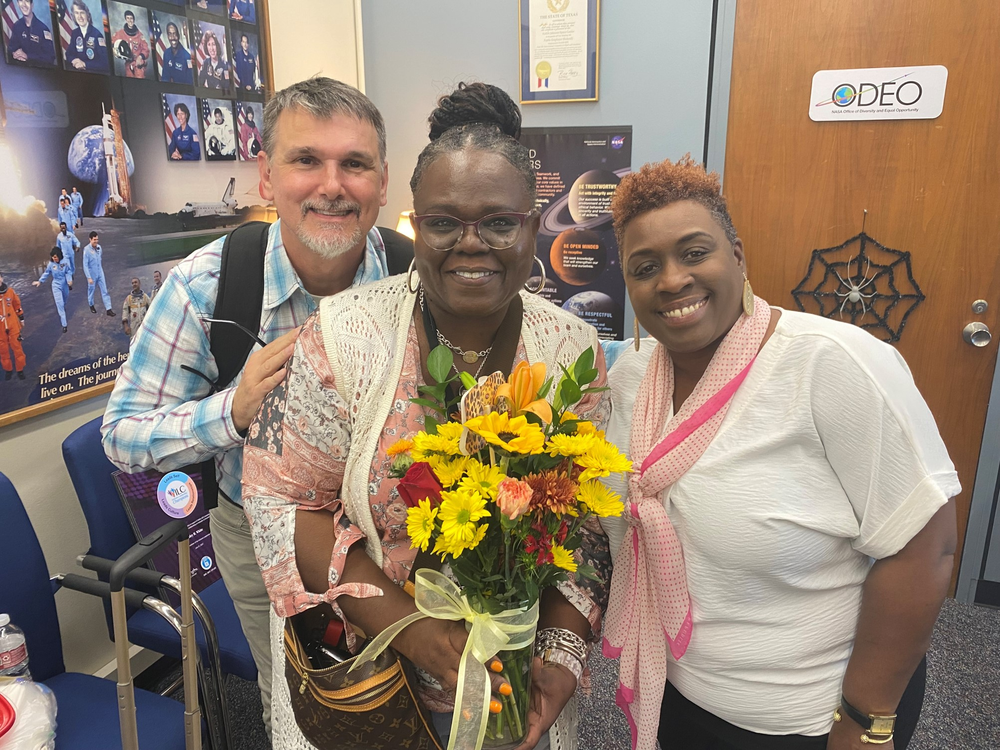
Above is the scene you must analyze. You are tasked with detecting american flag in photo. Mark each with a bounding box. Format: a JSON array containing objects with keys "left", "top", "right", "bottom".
[
  {"left": 150, "top": 11, "right": 166, "bottom": 68},
  {"left": 55, "top": 0, "right": 76, "bottom": 55},
  {"left": 193, "top": 21, "right": 205, "bottom": 71},
  {"left": 162, "top": 95, "right": 178, "bottom": 142},
  {"left": 200, "top": 97, "right": 213, "bottom": 130},
  {"left": 2, "top": 1, "right": 19, "bottom": 43},
  {"left": 236, "top": 102, "right": 248, "bottom": 159}
]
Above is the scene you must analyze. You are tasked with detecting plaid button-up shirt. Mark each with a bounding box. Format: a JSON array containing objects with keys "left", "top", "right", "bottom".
[{"left": 102, "top": 219, "right": 390, "bottom": 505}]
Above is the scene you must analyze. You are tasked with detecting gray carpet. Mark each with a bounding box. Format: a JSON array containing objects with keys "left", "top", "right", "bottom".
[{"left": 209, "top": 598, "right": 1000, "bottom": 749}]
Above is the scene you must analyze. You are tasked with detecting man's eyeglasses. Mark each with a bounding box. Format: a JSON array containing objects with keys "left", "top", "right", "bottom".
[{"left": 411, "top": 211, "right": 537, "bottom": 251}]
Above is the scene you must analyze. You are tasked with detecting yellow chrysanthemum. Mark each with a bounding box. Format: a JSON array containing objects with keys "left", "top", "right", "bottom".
[
  {"left": 574, "top": 421, "right": 606, "bottom": 440},
  {"left": 387, "top": 438, "right": 413, "bottom": 457},
  {"left": 560, "top": 411, "right": 579, "bottom": 423},
  {"left": 546, "top": 432, "right": 598, "bottom": 458},
  {"left": 428, "top": 455, "right": 469, "bottom": 488},
  {"left": 464, "top": 412, "right": 546, "bottom": 455},
  {"left": 577, "top": 480, "right": 625, "bottom": 518},
  {"left": 576, "top": 440, "right": 633, "bottom": 482},
  {"left": 411, "top": 426, "right": 462, "bottom": 460},
  {"left": 551, "top": 544, "right": 578, "bottom": 573},
  {"left": 459, "top": 459, "right": 504, "bottom": 501},
  {"left": 432, "top": 520, "right": 487, "bottom": 559},
  {"left": 406, "top": 498, "right": 438, "bottom": 552},
  {"left": 438, "top": 488, "right": 490, "bottom": 546}
]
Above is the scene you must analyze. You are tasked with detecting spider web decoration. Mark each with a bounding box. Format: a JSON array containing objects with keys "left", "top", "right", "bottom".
[{"left": 791, "top": 231, "right": 925, "bottom": 343}]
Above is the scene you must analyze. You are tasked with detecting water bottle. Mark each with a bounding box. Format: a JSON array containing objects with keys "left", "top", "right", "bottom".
[{"left": 0, "top": 614, "right": 31, "bottom": 679}]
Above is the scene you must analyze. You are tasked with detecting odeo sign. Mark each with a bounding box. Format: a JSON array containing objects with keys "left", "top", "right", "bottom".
[{"left": 810, "top": 65, "right": 948, "bottom": 122}]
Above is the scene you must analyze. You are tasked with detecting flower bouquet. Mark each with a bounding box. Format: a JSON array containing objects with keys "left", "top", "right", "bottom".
[{"left": 351, "top": 345, "right": 631, "bottom": 750}]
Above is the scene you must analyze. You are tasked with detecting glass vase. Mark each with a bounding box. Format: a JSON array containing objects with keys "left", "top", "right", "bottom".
[{"left": 482, "top": 640, "right": 534, "bottom": 749}]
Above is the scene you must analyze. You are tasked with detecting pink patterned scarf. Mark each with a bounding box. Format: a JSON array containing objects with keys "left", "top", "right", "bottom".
[{"left": 602, "top": 297, "right": 772, "bottom": 750}]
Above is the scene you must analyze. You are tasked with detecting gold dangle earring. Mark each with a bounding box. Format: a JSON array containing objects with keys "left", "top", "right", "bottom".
[
  {"left": 742, "top": 272, "right": 755, "bottom": 317},
  {"left": 633, "top": 318, "right": 641, "bottom": 351}
]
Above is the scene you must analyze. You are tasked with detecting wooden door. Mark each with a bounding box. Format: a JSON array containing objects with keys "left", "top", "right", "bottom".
[{"left": 723, "top": 0, "right": 1000, "bottom": 589}]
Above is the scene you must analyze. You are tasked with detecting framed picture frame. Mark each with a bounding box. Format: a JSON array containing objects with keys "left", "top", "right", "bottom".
[
  {"left": 519, "top": 0, "right": 600, "bottom": 104},
  {"left": 2, "top": 0, "right": 59, "bottom": 69}
]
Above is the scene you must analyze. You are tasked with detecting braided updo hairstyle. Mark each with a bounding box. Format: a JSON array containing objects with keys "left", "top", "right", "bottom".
[{"left": 409, "top": 82, "right": 537, "bottom": 200}]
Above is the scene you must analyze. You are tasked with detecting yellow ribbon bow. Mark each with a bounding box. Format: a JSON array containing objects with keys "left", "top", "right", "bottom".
[{"left": 351, "top": 569, "right": 539, "bottom": 750}]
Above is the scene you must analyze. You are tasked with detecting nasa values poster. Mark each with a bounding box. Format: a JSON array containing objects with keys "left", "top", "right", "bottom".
[{"left": 520, "top": 126, "right": 630, "bottom": 340}]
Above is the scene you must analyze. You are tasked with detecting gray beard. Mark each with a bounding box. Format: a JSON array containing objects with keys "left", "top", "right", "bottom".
[{"left": 297, "top": 200, "right": 364, "bottom": 259}]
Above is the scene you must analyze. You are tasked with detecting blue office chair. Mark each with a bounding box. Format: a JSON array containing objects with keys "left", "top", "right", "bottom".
[
  {"left": 0, "top": 472, "right": 187, "bottom": 750},
  {"left": 61, "top": 416, "right": 257, "bottom": 683}
]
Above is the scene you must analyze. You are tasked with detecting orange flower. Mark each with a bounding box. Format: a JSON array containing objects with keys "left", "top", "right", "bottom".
[
  {"left": 496, "top": 477, "right": 533, "bottom": 520},
  {"left": 525, "top": 471, "right": 578, "bottom": 516},
  {"left": 496, "top": 361, "right": 552, "bottom": 423}
]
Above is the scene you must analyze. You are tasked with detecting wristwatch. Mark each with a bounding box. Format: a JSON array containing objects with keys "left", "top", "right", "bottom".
[{"left": 833, "top": 695, "right": 896, "bottom": 745}]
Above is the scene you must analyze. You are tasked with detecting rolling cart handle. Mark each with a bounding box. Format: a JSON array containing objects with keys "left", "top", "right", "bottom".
[{"left": 108, "top": 519, "right": 200, "bottom": 750}]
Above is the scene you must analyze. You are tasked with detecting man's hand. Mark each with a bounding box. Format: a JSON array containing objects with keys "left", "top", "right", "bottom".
[
  {"left": 513, "top": 657, "right": 578, "bottom": 750},
  {"left": 87, "top": 277, "right": 93, "bottom": 285},
  {"left": 231, "top": 328, "right": 298, "bottom": 433},
  {"left": 12, "top": 49, "right": 27, "bottom": 62},
  {"left": 827, "top": 714, "right": 894, "bottom": 750},
  {"left": 71, "top": 58, "right": 85, "bottom": 69},
  {"left": 124, "top": 322, "right": 131, "bottom": 337},
  {"left": 31, "top": 281, "right": 40, "bottom": 287},
  {"left": 170, "top": 149, "right": 182, "bottom": 160}
]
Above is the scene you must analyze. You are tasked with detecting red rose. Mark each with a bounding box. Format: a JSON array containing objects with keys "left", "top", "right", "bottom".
[{"left": 396, "top": 461, "right": 443, "bottom": 508}]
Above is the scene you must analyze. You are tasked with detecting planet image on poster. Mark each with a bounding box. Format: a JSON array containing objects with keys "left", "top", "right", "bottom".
[
  {"left": 539, "top": 167, "right": 630, "bottom": 236},
  {"left": 550, "top": 228, "right": 607, "bottom": 286},
  {"left": 562, "top": 291, "right": 621, "bottom": 332},
  {"left": 568, "top": 169, "right": 620, "bottom": 224},
  {"left": 68, "top": 126, "right": 135, "bottom": 217}
]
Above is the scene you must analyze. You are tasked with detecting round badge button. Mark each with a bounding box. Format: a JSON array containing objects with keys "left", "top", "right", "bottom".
[
  {"left": 200, "top": 556, "right": 213, "bottom": 570},
  {"left": 157, "top": 471, "right": 199, "bottom": 518}
]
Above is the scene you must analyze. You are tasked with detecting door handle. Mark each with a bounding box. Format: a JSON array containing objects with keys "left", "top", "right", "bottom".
[{"left": 963, "top": 322, "right": 992, "bottom": 347}]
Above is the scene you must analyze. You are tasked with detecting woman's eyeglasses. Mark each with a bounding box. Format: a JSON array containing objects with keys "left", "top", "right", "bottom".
[{"left": 411, "top": 211, "right": 537, "bottom": 251}]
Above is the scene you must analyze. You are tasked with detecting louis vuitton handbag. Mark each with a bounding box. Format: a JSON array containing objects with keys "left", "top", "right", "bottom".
[{"left": 283, "top": 612, "right": 444, "bottom": 750}]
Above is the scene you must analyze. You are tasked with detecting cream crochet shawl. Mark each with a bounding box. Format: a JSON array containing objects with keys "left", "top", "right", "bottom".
[{"left": 318, "top": 274, "right": 601, "bottom": 750}]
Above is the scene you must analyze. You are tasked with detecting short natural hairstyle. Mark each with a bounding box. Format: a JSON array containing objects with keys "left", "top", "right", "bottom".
[
  {"left": 262, "top": 76, "right": 386, "bottom": 161},
  {"left": 71, "top": 0, "right": 92, "bottom": 26},
  {"left": 51, "top": 246, "right": 63, "bottom": 261},
  {"left": 611, "top": 154, "right": 737, "bottom": 251},
  {"left": 201, "top": 31, "right": 221, "bottom": 59},
  {"left": 173, "top": 102, "right": 190, "bottom": 119},
  {"left": 410, "top": 82, "right": 535, "bottom": 199}
]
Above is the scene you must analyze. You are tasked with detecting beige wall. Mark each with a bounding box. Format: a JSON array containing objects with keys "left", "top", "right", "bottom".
[
  {"left": 2, "top": 0, "right": 364, "bottom": 676},
  {"left": 268, "top": 0, "right": 361, "bottom": 90}
]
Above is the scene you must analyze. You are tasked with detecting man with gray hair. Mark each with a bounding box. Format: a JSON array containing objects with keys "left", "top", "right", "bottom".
[{"left": 102, "top": 77, "right": 400, "bottom": 733}]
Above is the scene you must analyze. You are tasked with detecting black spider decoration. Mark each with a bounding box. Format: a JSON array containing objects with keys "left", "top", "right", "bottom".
[{"left": 791, "top": 231, "right": 925, "bottom": 343}]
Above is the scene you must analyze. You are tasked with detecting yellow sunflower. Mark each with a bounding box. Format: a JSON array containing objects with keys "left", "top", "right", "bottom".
[
  {"left": 551, "top": 544, "right": 578, "bottom": 573},
  {"left": 438, "top": 488, "right": 490, "bottom": 546},
  {"left": 428, "top": 455, "right": 470, "bottom": 488},
  {"left": 412, "top": 424, "right": 463, "bottom": 460},
  {"left": 464, "top": 412, "right": 546, "bottom": 455},
  {"left": 546, "top": 432, "right": 598, "bottom": 458},
  {"left": 576, "top": 440, "right": 633, "bottom": 482},
  {"left": 577, "top": 480, "right": 624, "bottom": 518},
  {"left": 406, "top": 498, "right": 438, "bottom": 552},
  {"left": 459, "top": 459, "right": 504, "bottom": 501}
]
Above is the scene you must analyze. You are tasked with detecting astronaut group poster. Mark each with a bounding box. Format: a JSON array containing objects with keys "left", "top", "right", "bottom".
[{"left": 0, "top": 0, "right": 267, "bottom": 425}]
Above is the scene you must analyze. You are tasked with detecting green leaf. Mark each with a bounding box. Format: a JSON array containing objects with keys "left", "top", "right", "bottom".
[
  {"left": 578, "top": 368, "right": 599, "bottom": 386},
  {"left": 409, "top": 398, "right": 446, "bottom": 414},
  {"left": 581, "top": 386, "right": 610, "bottom": 395},
  {"left": 559, "top": 379, "right": 582, "bottom": 407},
  {"left": 537, "top": 375, "right": 554, "bottom": 400},
  {"left": 573, "top": 347, "right": 595, "bottom": 381},
  {"left": 418, "top": 384, "right": 447, "bottom": 400},
  {"left": 459, "top": 371, "right": 478, "bottom": 390},
  {"left": 424, "top": 415, "right": 439, "bottom": 435},
  {"left": 427, "top": 345, "right": 454, "bottom": 384},
  {"left": 575, "top": 563, "right": 601, "bottom": 582}
]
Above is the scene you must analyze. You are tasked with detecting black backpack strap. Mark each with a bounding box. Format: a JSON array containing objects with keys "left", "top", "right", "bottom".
[
  {"left": 203, "top": 220, "right": 270, "bottom": 510},
  {"left": 376, "top": 225, "right": 414, "bottom": 276}
]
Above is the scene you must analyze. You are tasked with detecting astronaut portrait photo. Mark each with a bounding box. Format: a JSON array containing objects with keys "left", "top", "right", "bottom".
[
  {"left": 227, "top": 0, "right": 254, "bottom": 24},
  {"left": 58, "top": 0, "right": 110, "bottom": 75},
  {"left": 232, "top": 30, "right": 262, "bottom": 93},
  {"left": 201, "top": 98, "right": 236, "bottom": 161},
  {"left": 236, "top": 101, "right": 262, "bottom": 162},
  {"left": 162, "top": 93, "right": 201, "bottom": 161},
  {"left": 108, "top": 1, "right": 149, "bottom": 78},
  {"left": 189, "top": 0, "right": 224, "bottom": 17},
  {"left": 193, "top": 19, "right": 229, "bottom": 92},
  {"left": 2, "top": 0, "right": 57, "bottom": 68},
  {"left": 151, "top": 9, "right": 192, "bottom": 84}
]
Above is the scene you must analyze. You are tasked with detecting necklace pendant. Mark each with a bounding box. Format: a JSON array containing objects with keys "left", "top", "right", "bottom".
[{"left": 462, "top": 350, "right": 479, "bottom": 364}]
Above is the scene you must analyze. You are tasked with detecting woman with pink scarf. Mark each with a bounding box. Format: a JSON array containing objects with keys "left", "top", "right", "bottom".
[{"left": 599, "top": 156, "right": 959, "bottom": 750}]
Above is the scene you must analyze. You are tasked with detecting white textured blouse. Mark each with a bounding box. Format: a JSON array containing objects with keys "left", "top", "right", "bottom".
[{"left": 601, "top": 309, "right": 960, "bottom": 736}]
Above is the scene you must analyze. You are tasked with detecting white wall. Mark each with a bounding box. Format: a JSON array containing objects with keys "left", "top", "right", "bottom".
[
  {"left": 1, "top": 1, "right": 364, "bottom": 676},
  {"left": 0, "top": 396, "right": 112, "bottom": 675}
]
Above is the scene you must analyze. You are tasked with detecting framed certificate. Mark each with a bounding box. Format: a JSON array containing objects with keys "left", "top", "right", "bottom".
[{"left": 519, "top": 0, "right": 599, "bottom": 104}]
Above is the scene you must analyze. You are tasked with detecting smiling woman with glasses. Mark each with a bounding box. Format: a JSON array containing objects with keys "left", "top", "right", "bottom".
[{"left": 243, "top": 82, "right": 612, "bottom": 750}]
